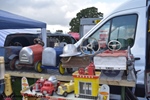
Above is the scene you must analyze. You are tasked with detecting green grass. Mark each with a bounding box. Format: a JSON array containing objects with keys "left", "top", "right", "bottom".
[{"left": 11, "top": 77, "right": 36, "bottom": 100}]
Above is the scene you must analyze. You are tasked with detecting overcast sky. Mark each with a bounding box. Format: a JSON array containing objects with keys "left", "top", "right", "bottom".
[{"left": 0, "top": 0, "right": 128, "bottom": 33}]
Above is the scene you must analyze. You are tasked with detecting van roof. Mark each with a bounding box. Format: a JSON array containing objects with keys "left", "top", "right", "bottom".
[{"left": 111, "top": 0, "right": 146, "bottom": 15}]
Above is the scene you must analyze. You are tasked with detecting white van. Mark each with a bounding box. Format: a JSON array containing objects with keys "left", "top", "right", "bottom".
[{"left": 75, "top": 0, "right": 149, "bottom": 99}]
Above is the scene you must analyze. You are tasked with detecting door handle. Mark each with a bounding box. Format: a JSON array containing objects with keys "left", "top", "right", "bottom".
[{"left": 134, "top": 57, "right": 140, "bottom": 60}]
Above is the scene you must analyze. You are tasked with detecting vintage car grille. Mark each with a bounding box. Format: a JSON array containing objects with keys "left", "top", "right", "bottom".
[
  {"left": 19, "top": 47, "right": 33, "bottom": 64},
  {"left": 20, "top": 54, "right": 29, "bottom": 62}
]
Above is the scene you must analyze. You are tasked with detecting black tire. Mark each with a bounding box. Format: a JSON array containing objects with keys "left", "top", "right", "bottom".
[
  {"left": 9, "top": 57, "right": 17, "bottom": 70},
  {"left": 15, "top": 59, "right": 22, "bottom": 70},
  {"left": 24, "top": 93, "right": 28, "bottom": 98},
  {"left": 34, "top": 61, "right": 43, "bottom": 73},
  {"left": 66, "top": 68, "right": 73, "bottom": 74},
  {"left": 58, "top": 63, "right": 65, "bottom": 75},
  {"left": 63, "top": 92, "right": 68, "bottom": 97},
  {"left": 50, "top": 91, "right": 54, "bottom": 96}
]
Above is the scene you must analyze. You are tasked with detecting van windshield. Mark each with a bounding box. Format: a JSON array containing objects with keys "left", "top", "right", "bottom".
[
  {"left": 109, "top": 15, "right": 137, "bottom": 49},
  {"left": 89, "top": 14, "right": 137, "bottom": 50}
]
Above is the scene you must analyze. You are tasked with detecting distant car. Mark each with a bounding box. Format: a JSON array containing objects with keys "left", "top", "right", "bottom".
[
  {"left": 2, "top": 33, "right": 40, "bottom": 70},
  {"left": 4, "top": 33, "right": 40, "bottom": 47},
  {"left": 68, "top": 32, "right": 80, "bottom": 41},
  {"left": 47, "top": 32, "right": 77, "bottom": 47}
]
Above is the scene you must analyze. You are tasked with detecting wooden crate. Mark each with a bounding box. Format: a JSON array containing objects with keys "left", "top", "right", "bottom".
[{"left": 61, "top": 55, "right": 91, "bottom": 68}]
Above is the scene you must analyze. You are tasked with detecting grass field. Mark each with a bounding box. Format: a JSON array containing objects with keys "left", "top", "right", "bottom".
[{"left": 11, "top": 77, "right": 36, "bottom": 100}]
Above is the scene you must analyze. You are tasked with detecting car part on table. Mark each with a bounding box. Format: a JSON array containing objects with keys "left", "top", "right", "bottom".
[
  {"left": 14, "top": 38, "right": 44, "bottom": 72},
  {"left": 41, "top": 46, "right": 66, "bottom": 74},
  {"left": 33, "top": 38, "right": 44, "bottom": 46},
  {"left": 42, "top": 44, "right": 79, "bottom": 75},
  {"left": 61, "top": 55, "right": 91, "bottom": 69},
  {"left": 80, "top": 37, "right": 100, "bottom": 55},
  {"left": 94, "top": 40, "right": 136, "bottom": 81},
  {"left": 60, "top": 44, "right": 91, "bottom": 71},
  {"left": 60, "top": 44, "right": 81, "bottom": 57}
]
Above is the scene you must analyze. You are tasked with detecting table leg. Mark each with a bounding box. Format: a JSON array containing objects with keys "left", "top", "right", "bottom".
[{"left": 121, "top": 86, "right": 125, "bottom": 100}]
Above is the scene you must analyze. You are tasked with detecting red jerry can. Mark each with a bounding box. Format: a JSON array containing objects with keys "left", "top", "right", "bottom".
[{"left": 87, "top": 63, "right": 95, "bottom": 75}]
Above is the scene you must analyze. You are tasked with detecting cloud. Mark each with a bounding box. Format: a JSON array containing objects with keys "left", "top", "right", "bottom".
[
  {"left": 47, "top": 24, "right": 69, "bottom": 33},
  {"left": 0, "top": 0, "right": 127, "bottom": 32}
]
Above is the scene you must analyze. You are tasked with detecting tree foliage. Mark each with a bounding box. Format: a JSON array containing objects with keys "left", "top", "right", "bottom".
[{"left": 69, "top": 7, "right": 103, "bottom": 32}]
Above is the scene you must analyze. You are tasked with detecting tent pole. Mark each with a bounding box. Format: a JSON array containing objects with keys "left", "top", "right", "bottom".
[{"left": 41, "top": 28, "right": 47, "bottom": 47}]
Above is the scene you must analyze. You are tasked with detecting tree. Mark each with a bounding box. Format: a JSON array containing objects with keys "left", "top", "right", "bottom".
[{"left": 69, "top": 7, "right": 103, "bottom": 33}]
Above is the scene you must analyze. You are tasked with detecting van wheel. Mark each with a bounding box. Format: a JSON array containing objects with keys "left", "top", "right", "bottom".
[
  {"left": 15, "top": 59, "right": 22, "bottom": 70},
  {"left": 63, "top": 92, "right": 68, "bottom": 97},
  {"left": 58, "top": 62, "right": 65, "bottom": 75},
  {"left": 34, "top": 61, "right": 42, "bottom": 73},
  {"left": 9, "top": 57, "right": 17, "bottom": 70}
]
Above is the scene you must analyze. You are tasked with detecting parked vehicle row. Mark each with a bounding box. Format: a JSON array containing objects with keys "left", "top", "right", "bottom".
[{"left": 4, "top": 32, "right": 77, "bottom": 75}]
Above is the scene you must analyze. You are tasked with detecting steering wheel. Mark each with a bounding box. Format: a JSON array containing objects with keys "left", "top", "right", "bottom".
[
  {"left": 34, "top": 38, "right": 40, "bottom": 44},
  {"left": 54, "top": 38, "right": 60, "bottom": 47},
  {"left": 80, "top": 37, "right": 100, "bottom": 55},
  {"left": 33, "top": 38, "right": 44, "bottom": 46},
  {"left": 13, "top": 42, "right": 22, "bottom": 46},
  {"left": 107, "top": 40, "right": 122, "bottom": 51}
]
